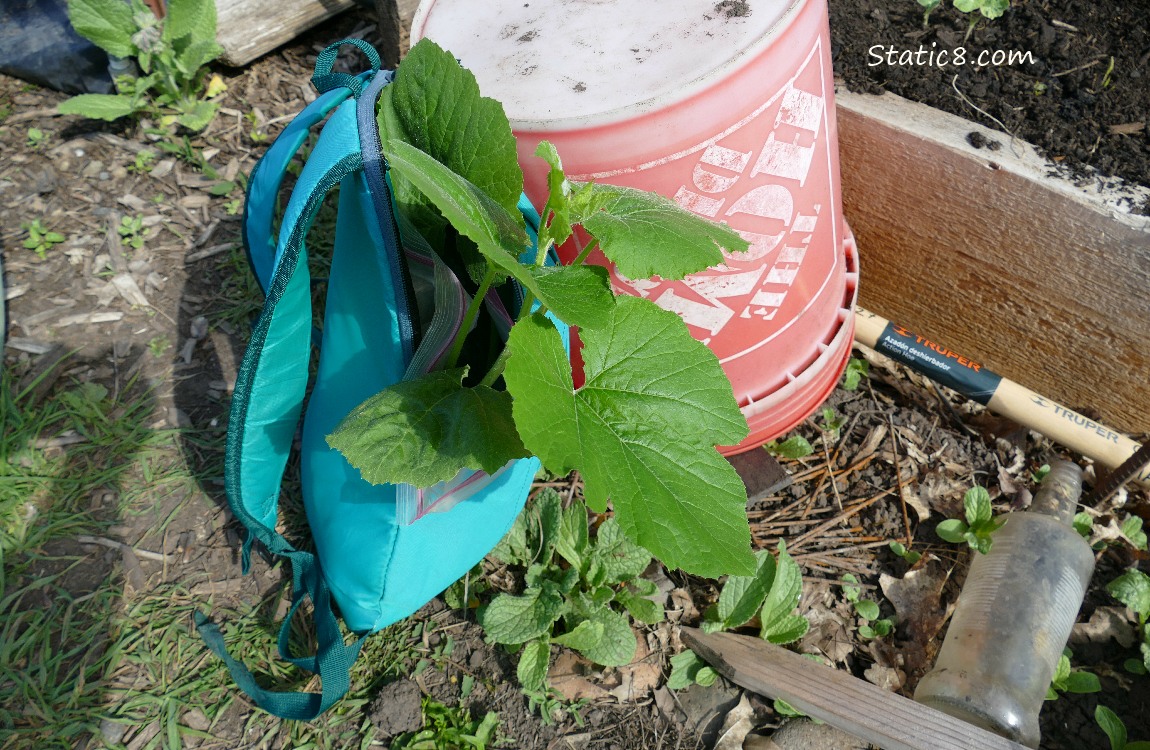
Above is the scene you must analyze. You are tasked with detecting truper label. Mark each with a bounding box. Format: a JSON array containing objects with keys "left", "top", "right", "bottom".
[{"left": 874, "top": 322, "right": 1003, "bottom": 404}]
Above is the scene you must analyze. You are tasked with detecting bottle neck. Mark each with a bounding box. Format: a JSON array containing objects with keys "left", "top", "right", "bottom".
[{"left": 1028, "top": 459, "right": 1082, "bottom": 526}]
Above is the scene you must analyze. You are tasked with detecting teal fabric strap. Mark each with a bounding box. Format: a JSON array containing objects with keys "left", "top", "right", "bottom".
[{"left": 311, "top": 38, "right": 381, "bottom": 97}]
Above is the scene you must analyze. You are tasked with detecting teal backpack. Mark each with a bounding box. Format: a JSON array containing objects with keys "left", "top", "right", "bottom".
[{"left": 195, "top": 39, "right": 565, "bottom": 719}]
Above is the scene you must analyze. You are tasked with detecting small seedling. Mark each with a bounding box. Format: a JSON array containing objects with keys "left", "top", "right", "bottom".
[
  {"left": 390, "top": 697, "right": 500, "bottom": 750},
  {"left": 700, "top": 540, "right": 809, "bottom": 644},
  {"left": 917, "top": 0, "right": 941, "bottom": 28},
  {"left": 524, "top": 687, "right": 588, "bottom": 727},
  {"left": 766, "top": 435, "right": 814, "bottom": 460},
  {"left": 817, "top": 406, "right": 845, "bottom": 441},
  {"left": 245, "top": 111, "right": 269, "bottom": 143},
  {"left": 842, "top": 574, "right": 894, "bottom": 639},
  {"left": 954, "top": 0, "right": 1009, "bottom": 41},
  {"left": 1046, "top": 648, "right": 1100, "bottom": 700},
  {"left": 1073, "top": 512, "right": 1094, "bottom": 539},
  {"left": 1120, "top": 516, "right": 1148, "bottom": 551},
  {"left": 1030, "top": 463, "right": 1051, "bottom": 483},
  {"left": 224, "top": 198, "right": 243, "bottom": 216},
  {"left": 1101, "top": 56, "right": 1115, "bottom": 89},
  {"left": 147, "top": 335, "right": 171, "bottom": 357},
  {"left": 118, "top": 214, "right": 147, "bottom": 250},
  {"left": 841, "top": 357, "right": 869, "bottom": 391},
  {"left": 1106, "top": 569, "right": 1150, "bottom": 674},
  {"left": 25, "top": 127, "right": 48, "bottom": 149},
  {"left": 21, "top": 219, "right": 66, "bottom": 258},
  {"left": 129, "top": 150, "right": 156, "bottom": 174},
  {"left": 889, "top": 540, "right": 922, "bottom": 565},
  {"left": 935, "top": 486, "right": 1005, "bottom": 554},
  {"left": 667, "top": 649, "right": 719, "bottom": 689},
  {"left": 1095, "top": 705, "right": 1150, "bottom": 750}
]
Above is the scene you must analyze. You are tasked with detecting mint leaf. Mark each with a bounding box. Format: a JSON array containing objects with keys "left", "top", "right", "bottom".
[
  {"left": 176, "top": 100, "right": 218, "bottom": 132},
  {"left": 66, "top": 0, "right": 135, "bottom": 57},
  {"left": 164, "top": 0, "right": 217, "bottom": 43},
  {"left": 481, "top": 589, "right": 564, "bottom": 644},
  {"left": 1065, "top": 671, "right": 1101, "bottom": 694},
  {"left": 668, "top": 650, "right": 706, "bottom": 690},
  {"left": 696, "top": 666, "right": 719, "bottom": 686},
  {"left": 854, "top": 600, "right": 881, "bottom": 621},
  {"left": 576, "top": 608, "right": 636, "bottom": 667},
  {"left": 616, "top": 587, "right": 664, "bottom": 624},
  {"left": 716, "top": 549, "right": 774, "bottom": 630},
  {"left": 766, "top": 436, "right": 813, "bottom": 459},
  {"left": 572, "top": 182, "right": 748, "bottom": 281},
  {"left": 174, "top": 39, "right": 223, "bottom": 79},
  {"left": 492, "top": 510, "right": 530, "bottom": 566},
  {"left": 516, "top": 639, "right": 550, "bottom": 694},
  {"left": 57, "top": 94, "right": 138, "bottom": 121},
  {"left": 555, "top": 502, "right": 589, "bottom": 570},
  {"left": 504, "top": 299, "right": 755, "bottom": 577},
  {"left": 535, "top": 488, "right": 563, "bottom": 562},
  {"left": 552, "top": 620, "right": 605, "bottom": 651},
  {"left": 384, "top": 140, "right": 609, "bottom": 330},
  {"left": 1107, "top": 570, "right": 1150, "bottom": 623},
  {"left": 759, "top": 542, "right": 807, "bottom": 644},
  {"left": 1096, "top": 705, "right": 1127, "bottom": 750},
  {"left": 378, "top": 38, "right": 523, "bottom": 244},
  {"left": 935, "top": 519, "right": 969, "bottom": 543},
  {"left": 594, "top": 518, "right": 652, "bottom": 583},
  {"left": 327, "top": 368, "right": 527, "bottom": 487},
  {"left": 963, "top": 486, "right": 992, "bottom": 526}
]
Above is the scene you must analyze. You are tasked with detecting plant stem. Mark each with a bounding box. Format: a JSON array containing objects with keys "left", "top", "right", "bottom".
[
  {"left": 572, "top": 238, "right": 599, "bottom": 266},
  {"left": 445, "top": 266, "right": 497, "bottom": 370},
  {"left": 478, "top": 346, "right": 512, "bottom": 388}
]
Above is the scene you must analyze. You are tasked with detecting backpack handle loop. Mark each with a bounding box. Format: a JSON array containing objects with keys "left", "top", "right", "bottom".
[{"left": 311, "top": 38, "right": 382, "bottom": 96}]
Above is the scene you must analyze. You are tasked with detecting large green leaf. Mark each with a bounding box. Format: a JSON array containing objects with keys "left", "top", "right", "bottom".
[
  {"left": 504, "top": 298, "right": 754, "bottom": 577},
  {"left": 326, "top": 368, "right": 527, "bottom": 487},
  {"left": 575, "top": 608, "right": 636, "bottom": 667},
  {"left": 480, "top": 588, "right": 564, "bottom": 645},
  {"left": 66, "top": 0, "right": 135, "bottom": 57},
  {"left": 516, "top": 639, "right": 551, "bottom": 694},
  {"left": 57, "top": 94, "right": 138, "bottom": 121},
  {"left": 164, "top": 0, "right": 218, "bottom": 45},
  {"left": 384, "top": 140, "right": 612, "bottom": 329},
  {"left": 573, "top": 182, "right": 749, "bottom": 281},
  {"left": 378, "top": 38, "right": 523, "bottom": 244}
]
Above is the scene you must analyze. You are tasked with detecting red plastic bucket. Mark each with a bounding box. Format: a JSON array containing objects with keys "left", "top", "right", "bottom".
[{"left": 412, "top": 0, "right": 859, "bottom": 454}]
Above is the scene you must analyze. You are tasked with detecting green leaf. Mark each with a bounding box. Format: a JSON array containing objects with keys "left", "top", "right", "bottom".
[
  {"left": 516, "top": 640, "right": 551, "bottom": 694},
  {"left": 716, "top": 550, "right": 774, "bottom": 630},
  {"left": 1096, "top": 705, "right": 1127, "bottom": 750},
  {"left": 759, "top": 542, "right": 807, "bottom": 643},
  {"left": 328, "top": 368, "right": 527, "bottom": 487},
  {"left": 854, "top": 600, "right": 880, "bottom": 621},
  {"left": 534, "top": 141, "right": 574, "bottom": 250},
  {"left": 616, "top": 587, "right": 664, "bottom": 625},
  {"left": 766, "top": 436, "right": 813, "bottom": 459},
  {"left": 384, "top": 140, "right": 609, "bottom": 330},
  {"left": 555, "top": 502, "right": 590, "bottom": 570},
  {"left": 1052, "top": 653, "right": 1071, "bottom": 685},
  {"left": 953, "top": 0, "right": 979, "bottom": 11},
  {"left": 963, "top": 486, "right": 992, "bottom": 525},
  {"left": 979, "top": 0, "right": 1009, "bottom": 19},
  {"left": 1121, "top": 516, "right": 1148, "bottom": 550},
  {"left": 695, "top": 667, "right": 718, "bottom": 686},
  {"left": 1073, "top": 512, "right": 1094, "bottom": 538},
  {"left": 935, "top": 519, "right": 969, "bottom": 544},
  {"left": 176, "top": 100, "right": 218, "bottom": 132},
  {"left": 480, "top": 589, "right": 564, "bottom": 645},
  {"left": 763, "top": 614, "right": 809, "bottom": 645},
  {"left": 552, "top": 620, "right": 605, "bottom": 651},
  {"left": 841, "top": 358, "right": 868, "bottom": 391},
  {"left": 774, "top": 699, "right": 806, "bottom": 718},
  {"left": 378, "top": 38, "right": 523, "bottom": 243},
  {"left": 504, "top": 300, "right": 755, "bottom": 577},
  {"left": 1064, "top": 671, "right": 1101, "bottom": 694},
  {"left": 66, "top": 0, "right": 136, "bottom": 57},
  {"left": 535, "top": 488, "right": 563, "bottom": 562},
  {"left": 841, "top": 573, "right": 860, "bottom": 603},
  {"left": 575, "top": 608, "right": 636, "bottom": 667},
  {"left": 572, "top": 182, "right": 748, "bottom": 281},
  {"left": 492, "top": 510, "right": 530, "bottom": 566},
  {"left": 175, "top": 39, "right": 223, "bottom": 78},
  {"left": 57, "top": 94, "right": 139, "bottom": 121},
  {"left": 667, "top": 650, "right": 706, "bottom": 690},
  {"left": 1107, "top": 570, "right": 1150, "bottom": 622},
  {"left": 593, "top": 518, "right": 652, "bottom": 583},
  {"left": 164, "top": 0, "right": 218, "bottom": 44}
]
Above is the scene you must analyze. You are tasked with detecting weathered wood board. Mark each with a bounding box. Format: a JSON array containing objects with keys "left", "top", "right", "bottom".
[
  {"left": 215, "top": 0, "right": 358, "bottom": 67},
  {"left": 836, "top": 90, "right": 1150, "bottom": 435}
]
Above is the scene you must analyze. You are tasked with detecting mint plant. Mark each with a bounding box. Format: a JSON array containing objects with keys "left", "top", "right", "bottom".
[
  {"left": 935, "top": 486, "right": 1005, "bottom": 554},
  {"left": 1045, "top": 648, "right": 1100, "bottom": 700},
  {"left": 1106, "top": 568, "right": 1150, "bottom": 675},
  {"left": 700, "top": 541, "right": 809, "bottom": 643},
  {"left": 841, "top": 357, "right": 869, "bottom": 391},
  {"left": 328, "top": 39, "right": 756, "bottom": 578},
  {"left": 766, "top": 435, "right": 814, "bottom": 460},
  {"left": 842, "top": 573, "right": 893, "bottom": 639},
  {"left": 667, "top": 649, "right": 719, "bottom": 690},
  {"left": 888, "top": 540, "right": 922, "bottom": 565},
  {"left": 1096, "top": 706, "right": 1150, "bottom": 750},
  {"left": 480, "top": 489, "right": 664, "bottom": 694},
  {"left": 60, "top": 0, "right": 224, "bottom": 131},
  {"left": 118, "top": 215, "right": 147, "bottom": 250},
  {"left": 21, "top": 220, "right": 66, "bottom": 259}
]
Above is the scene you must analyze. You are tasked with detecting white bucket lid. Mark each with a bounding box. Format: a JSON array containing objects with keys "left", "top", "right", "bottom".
[{"left": 412, "top": 0, "right": 800, "bottom": 128}]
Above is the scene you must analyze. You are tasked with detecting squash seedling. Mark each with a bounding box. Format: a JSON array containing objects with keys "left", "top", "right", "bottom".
[{"left": 953, "top": 0, "right": 1010, "bottom": 41}]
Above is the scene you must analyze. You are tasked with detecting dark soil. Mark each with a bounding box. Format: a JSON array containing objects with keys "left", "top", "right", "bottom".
[{"left": 828, "top": 0, "right": 1150, "bottom": 194}]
